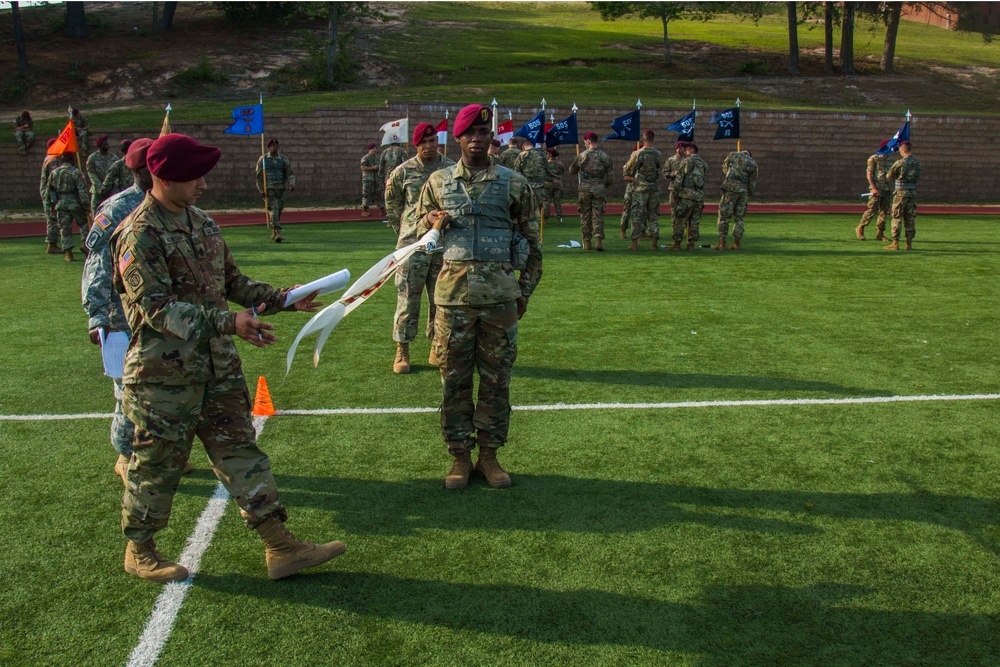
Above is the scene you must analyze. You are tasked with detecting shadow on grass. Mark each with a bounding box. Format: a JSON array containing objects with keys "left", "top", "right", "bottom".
[
  {"left": 513, "top": 366, "right": 883, "bottom": 395},
  {"left": 192, "top": 572, "right": 1000, "bottom": 666}
]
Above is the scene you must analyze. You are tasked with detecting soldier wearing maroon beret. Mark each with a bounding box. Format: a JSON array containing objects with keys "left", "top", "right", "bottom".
[
  {"left": 416, "top": 104, "right": 543, "bottom": 490},
  {"left": 570, "top": 131, "right": 614, "bottom": 250},
  {"left": 256, "top": 137, "right": 295, "bottom": 242},
  {"left": 109, "top": 133, "right": 344, "bottom": 584}
]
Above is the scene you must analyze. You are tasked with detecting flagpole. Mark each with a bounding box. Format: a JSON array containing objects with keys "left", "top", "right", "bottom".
[
  {"left": 491, "top": 98, "right": 498, "bottom": 135},
  {"left": 635, "top": 99, "right": 642, "bottom": 151},
  {"left": 736, "top": 98, "right": 741, "bottom": 152},
  {"left": 259, "top": 94, "right": 271, "bottom": 227},
  {"left": 444, "top": 109, "right": 449, "bottom": 159}
]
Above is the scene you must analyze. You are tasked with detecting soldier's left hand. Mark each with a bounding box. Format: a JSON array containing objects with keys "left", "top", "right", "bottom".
[
  {"left": 235, "top": 305, "right": 276, "bottom": 348},
  {"left": 291, "top": 288, "right": 322, "bottom": 313},
  {"left": 516, "top": 297, "right": 528, "bottom": 320},
  {"left": 88, "top": 326, "right": 106, "bottom": 345}
]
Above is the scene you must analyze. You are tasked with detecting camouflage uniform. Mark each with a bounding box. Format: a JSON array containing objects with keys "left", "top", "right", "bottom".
[
  {"left": 256, "top": 152, "right": 295, "bottom": 231},
  {"left": 663, "top": 151, "right": 683, "bottom": 232},
  {"left": 671, "top": 154, "right": 709, "bottom": 245},
  {"left": 110, "top": 193, "right": 294, "bottom": 544},
  {"left": 624, "top": 147, "right": 663, "bottom": 241},
  {"left": 103, "top": 158, "right": 135, "bottom": 198},
  {"left": 73, "top": 113, "right": 90, "bottom": 155},
  {"left": 569, "top": 147, "right": 613, "bottom": 243},
  {"left": 498, "top": 146, "right": 521, "bottom": 169},
  {"left": 416, "top": 162, "right": 543, "bottom": 453},
  {"left": 859, "top": 153, "right": 893, "bottom": 234},
  {"left": 82, "top": 184, "right": 145, "bottom": 458},
  {"left": 543, "top": 156, "right": 565, "bottom": 220},
  {"left": 86, "top": 149, "right": 118, "bottom": 212},
  {"left": 619, "top": 156, "right": 636, "bottom": 237},
  {"left": 379, "top": 144, "right": 409, "bottom": 204},
  {"left": 717, "top": 151, "right": 758, "bottom": 241},
  {"left": 14, "top": 113, "right": 34, "bottom": 153},
  {"left": 887, "top": 155, "right": 921, "bottom": 241},
  {"left": 360, "top": 152, "right": 380, "bottom": 209},
  {"left": 45, "top": 161, "right": 90, "bottom": 250},
  {"left": 513, "top": 147, "right": 548, "bottom": 218},
  {"left": 385, "top": 152, "right": 456, "bottom": 344},
  {"left": 40, "top": 155, "right": 61, "bottom": 246}
]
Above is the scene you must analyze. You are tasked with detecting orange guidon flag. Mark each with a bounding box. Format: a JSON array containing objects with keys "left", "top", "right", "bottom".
[{"left": 47, "top": 120, "right": 78, "bottom": 156}]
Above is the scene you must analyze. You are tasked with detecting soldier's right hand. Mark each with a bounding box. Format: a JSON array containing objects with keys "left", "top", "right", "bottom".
[
  {"left": 235, "top": 306, "right": 276, "bottom": 348},
  {"left": 88, "top": 326, "right": 106, "bottom": 345},
  {"left": 428, "top": 210, "right": 451, "bottom": 230}
]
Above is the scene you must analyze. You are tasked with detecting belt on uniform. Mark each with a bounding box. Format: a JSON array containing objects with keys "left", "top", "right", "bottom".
[{"left": 894, "top": 184, "right": 916, "bottom": 191}]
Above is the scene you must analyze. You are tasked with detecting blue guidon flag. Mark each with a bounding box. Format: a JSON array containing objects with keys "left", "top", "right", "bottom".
[
  {"left": 544, "top": 113, "right": 578, "bottom": 148},
  {"left": 513, "top": 111, "right": 546, "bottom": 146},
  {"left": 876, "top": 120, "right": 910, "bottom": 155},
  {"left": 224, "top": 104, "right": 264, "bottom": 136},
  {"left": 667, "top": 110, "right": 696, "bottom": 142},
  {"left": 604, "top": 109, "right": 640, "bottom": 142},
  {"left": 709, "top": 107, "right": 740, "bottom": 140}
]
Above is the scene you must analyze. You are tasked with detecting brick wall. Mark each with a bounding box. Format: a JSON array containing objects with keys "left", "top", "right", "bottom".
[{"left": 3, "top": 103, "right": 997, "bottom": 210}]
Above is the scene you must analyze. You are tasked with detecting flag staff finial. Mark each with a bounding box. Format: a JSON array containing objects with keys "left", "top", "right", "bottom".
[
  {"left": 736, "top": 97, "right": 741, "bottom": 107},
  {"left": 541, "top": 98, "right": 546, "bottom": 111},
  {"left": 636, "top": 99, "right": 642, "bottom": 110},
  {"left": 906, "top": 109, "right": 912, "bottom": 121}
]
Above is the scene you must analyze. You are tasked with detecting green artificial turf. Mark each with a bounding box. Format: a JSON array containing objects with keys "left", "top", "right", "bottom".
[{"left": 1, "top": 214, "right": 998, "bottom": 666}]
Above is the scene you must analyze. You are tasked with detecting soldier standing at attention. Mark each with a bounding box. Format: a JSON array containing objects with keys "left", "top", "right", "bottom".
[
  {"left": 72, "top": 108, "right": 90, "bottom": 155},
  {"left": 569, "top": 131, "right": 613, "bottom": 251},
  {"left": 45, "top": 152, "right": 90, "bottom": 261},
  {"left": 379, "top": 141, "right": 408, "bottom": 216},
  {"left": 714, "top": 149, "right": 758, "bottom": 251},
  {"left": 669, "top": 142, "right": 709, "bottom": 250},
  {"left": 619, "top": 158, "right": 635, "bottom": 240},
  {"left": 662, "top": 141, "right": 685, "bottom": 242},
  {"left": 498, "top": 136, "right": 521, "bottom": 168},
  {"left": 86, "top": 136, "right": 117, "bottom": 213},
  {"left": 14, "top": 110, "right": 34, "bottom": 154},
  {"left": 884, "top": 141, "right": 920, "bottom": 251},
  {"left": 416, "top": 104, "right": 543, "bottom": 490},
  {"left": 385, "top": 122, "right": 456, "bottom": 374},
  {"left": 360, "top": 142, "right": 380, "bottom": 217},
  {"left": 256, "top": 138, "right": 296, "bottom": 243},
  {"left": 110, "top": 133, "right": 344, "bottom": 583},
  {"left": 856, "top": 139, "right": 893, "bottom": 241},
  {"left": 102, "top": 140, "right": 135, "bottom": 198},
  {"left": 40, "top": 138, "right": 62, "bottom": 255},
  {"left": 623, "top": 130, "right": 663, "bottom": 251},
  {"left": 513, "top": 138, "right": 548, "bottom": 221},
  {"left": 543, "top": 147, "right": 565, "bottom": 224}
]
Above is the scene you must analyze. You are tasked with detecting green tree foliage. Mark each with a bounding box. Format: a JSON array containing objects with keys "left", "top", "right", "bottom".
[{"left": 591, "top": 2, "right": 718, "bottom": 66}]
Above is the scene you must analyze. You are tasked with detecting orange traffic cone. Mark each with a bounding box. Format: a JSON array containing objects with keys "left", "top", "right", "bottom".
[{"left": 252, "top": 376, "right": 276, "bottom": 417}]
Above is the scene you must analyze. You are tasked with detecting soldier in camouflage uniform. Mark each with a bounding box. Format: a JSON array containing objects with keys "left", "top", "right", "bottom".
[
  {"left": 44, "top": 153, "right": 90, "bottom": 261},
  {"left": 385, "top": 122, "right": 456, "bottom": 374},
  {"left": 109, "top": 133, "right": 344, "bottom": 583},
  {"left": 256, "top": 138, "right": 296, "bottom": 242},
  {"left": 714, "top": 149, "right": 758, "bottom": 251},
  {"left": 379, "top": 141, "right": 408, "bottom": 216},
  {"left": 102, "top": 140, "right": 135, "bottom": 199},
  {"left": 488, "top": 139, "right": 503, "bottom": 164},
  {"left": 360, "top": 143, "right": 380, "bottom": 216},
  {"left": 86, "top": 136, "right": 117, "bottom": 213},
  {"left": 416, "top": 104, "right": 543, "bottom": 490},
  {"left": 855, "top": 139, "right": 894, "bottom": 241},
  {"left": 884, "top": 141, "right": 921, "bottom": 251},
  {"left": 619, "top": 159, "right": 635, "bottom": 240},
  {"left": 669, "top": 142, "right": 709, "bottom": 250},
  {"left": 513, "top": 138, "right": 547, "bottom": 221},
  {"left": 82, "top": 139, "right": 155, "bottom": 487},
  {"left": 569, "top": 131, "right": 613, "bottom": 251},
  {"left": 498, "top": 137, "right": 521, "bottom": 169},
  {"left": 543, "top": 148, "right": 565, "bottom": 224},
  {"left": 40, "top": 139, "right": 63, "bottom": 255},
  {"left": 662, "top": 141, "right": 685, "bottom": 241},
  {"left": 623, "top": 130, "right": 663, "bottom": 251},
  {"left": 14, "top": 111, "right": 34, "bottom": 154},
  {"left": 72, "top": 108, "right": 90, "bottom": 156}
]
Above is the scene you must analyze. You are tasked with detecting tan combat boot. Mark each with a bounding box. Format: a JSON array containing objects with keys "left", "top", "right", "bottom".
[
  {"left": 445, "top": 450, "right": 474, "bottom": 489},
  {"left": 729, "top": 238, "right": 741, "bottom": 251},
  {"left": 619, "top": 228, "right": 626, "bottom": 239},
  {"left": 45, "top": 243, "right": 60, "bottom": 255},
  {"left": 666, "top": 241, "right": 681, "bottom": 250},
  {"left": 855, "top": 224, "right": 865, "bottom": 240},
  {"left": 183, "top": 460, "right": 194, "bottom": 475},
  {"left": 875, "top": 229, "right": 886, "bottom": 241},
  {"left": 583, "top": 239, "right": 593, "bottom": 250},
  {"left": 361, "top": 208, "right": 370, "bottom": 217},
  {"left": 476, "top": 446, "right": 511, "bottom": 488},
  {"left": 627, "top": 238, "right": 639, "bottom": 251},
  {"left": 883, "top": 239, "right": 899, "bottom": 250},
  {"left": 254, "top": 515, "right": 345, "bottom": 580},
  {"left": 124, "top": 539, "right": 189, "bottom": 583},
  {"left": 710, "top": 236, "right": 727, "bottom": 250},
  {"left": 594, "top": 237, "right": 604, "bottom": 252},
  {"left": 393, "top": 343, "right": 410, "bottom": 374},
  {"left": 64, "top": 249, "right": 75, "bottom": 262},
  {"left": 686, "top": 241, "right": 696, "bottom": 251},
  {"left": 114, "top": 454, "right": 129, "bottom": 488},
  {"left": 271, "top": 228, "right": 284, "bottom": 243},
  {"left": 905, "top": 238, "right": 912, "bottom": 251},
  {"left": 650, "top": 236, "right": 659, "bottom": 250}
]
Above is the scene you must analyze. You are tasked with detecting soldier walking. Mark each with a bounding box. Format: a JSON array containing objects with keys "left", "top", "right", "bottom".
[
  {"left": 44, "top": 152, "right": 90, "bottom": 261},
  {"left": 543, "top": 148, "right": 565, "bottom": 224},
  {"left": 569, "top": 131, "right": 613, "bottom": 251},
  {"left": 623, "top": 130, "right": 663, "bottom": 251},
  {"left": 669, "top": 142, "right": 709, "bottom": 250},
  {"left": 86, "top": 136, "right": 117, "bottom": 213},
  {"left": 884, "top": 141, "right": 920, "bottom": 251},
  {"left": 856, "top": 140, "right": 893, "bottom": 241},
  {"left": 714, "top": 149, "right": 758, "bottom": 251},
  {"left": 256, "top": 138, "right": 295, "bottom": 242}
]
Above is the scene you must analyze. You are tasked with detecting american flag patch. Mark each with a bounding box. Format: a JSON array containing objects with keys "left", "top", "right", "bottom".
[
  {"left": 119, "top": 249, "right": 135, "bottom": 273},
  {"left": 93, "top": 213, "right": 111, "bottom": 230}
]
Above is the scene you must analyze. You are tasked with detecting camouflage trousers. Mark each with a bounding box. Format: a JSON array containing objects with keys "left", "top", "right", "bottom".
[
  {"left": 890, "top": 192, "right": 917, "bottom": 240},
  {"left": 55, "top": 204, "right": 88, "bottom": 250},
  {"left": 620, "top": 185, "right": 633, "bottom": 234},
  {"left": 433, "top": 301, "right": 518, "bottom": 452},
  {"left": 542, "top": 184, "right": 563, "bottom": 219},
  {"left": 671, "top": 197, "right": 703, "bottom": 244},
  {"left": 120, "top": 377, "right": 284, "bottom": 543},
  {"left": 578, "top": 191, "right": 607, "bottom": 242},
  {"left": 361, "top": 180, "right": 379, "bottom": 209},
  {"left": 859, "top": 189, "right": 891, "bottom": 230},
  {"left": 264, "top": 187, "right": 286, "bottom": 230},
  {"left": 111, "top": 377, "right": 135, "bottom": 457},
  {"left": 43, "top": 204, "right": 58, "bottom": 245},
  {"left": 629, "top": 191, "right": 660, "bottom": 240},
  {"left": 16, "top": 129, "right": 34, "bottom": 151},
  {"left": 718, "top": 190, "right": 749, "bottom": 239},
  {"left": 393, "top": 249, "right": 443, "bottom": 343},
  {"left": 76, "top": 131, "right": 89, "bottom": 156}
]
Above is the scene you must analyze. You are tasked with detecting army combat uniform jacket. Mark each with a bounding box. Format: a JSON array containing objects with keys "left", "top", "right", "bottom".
[{"left": 385, "top": 153, "right": 456, "bottom": 244}]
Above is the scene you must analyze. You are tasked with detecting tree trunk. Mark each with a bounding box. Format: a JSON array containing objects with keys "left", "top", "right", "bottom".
[
  {"left": 881, "top": 2, "right": 901, "bottom": 73},
  {"left": 11, "top": 1, "right": 28, "bottom": 81},
  {"left": 661, "top": 14, "right": 672, "bottom": 66},
  {"left": 158, "top": 2, "right": 178, "bottom": 31},
  {"left": 840, "top": 2, "right": 855, "bottom": 75},
  {"left": 326, "top": 2, "right": 339, "bottom": 86},
  {"left": 65, "top": 2, "right": 89, "bottom": 39},
  {"left": 786, "top": 2, "right": 799, "bottom": 75},
  {"left": 824, "top": 2, "right": 834, "bottom": 74}
]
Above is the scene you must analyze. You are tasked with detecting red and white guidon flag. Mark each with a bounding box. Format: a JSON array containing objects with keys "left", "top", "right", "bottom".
[
  {"left": 496, "top": 119, "right": 513, "bottom": 145},
  {"left": 380, "top": 117, "right": 409, "bottom": 146}
]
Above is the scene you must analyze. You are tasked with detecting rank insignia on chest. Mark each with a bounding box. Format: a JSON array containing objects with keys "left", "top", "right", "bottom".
[
  {"left": 119, "top": 249, "right": 135, "bottom": 274},
  {"left": 93, "top": 213, "right": 112, "bottom": 230}
]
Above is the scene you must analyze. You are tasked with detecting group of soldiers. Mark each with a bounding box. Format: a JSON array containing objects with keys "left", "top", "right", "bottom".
[{"left": 855, "top": 140, "right": 921, "bottom": 250}]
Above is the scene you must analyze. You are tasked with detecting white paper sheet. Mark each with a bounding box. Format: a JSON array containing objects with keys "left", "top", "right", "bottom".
[
  {"left": 283, "top": 269, "right": 351, "bottom": 307},
  {"left": 100, "top": 331, "right": 130, "bottom": 379}
]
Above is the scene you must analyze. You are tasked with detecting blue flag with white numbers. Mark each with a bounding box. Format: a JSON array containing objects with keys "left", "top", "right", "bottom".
[
  {"left": 545, "top": 113, "right": 578, "bottom": 147},
  {"left": 223, "top": 104, "right": 264, "bottom": 136},
  {"left": 667, "top": 110, "right": 696, "bottom": 142},
  {"left": 513, "top": 111, "right": 546, "bottom": 146},
  {"left": 709, "top": 107, "right": 739, "bottom": 140},
  {"left": 876, "top": 120, "right": 910, "bottom": 155},
  {"left": 604, "top": 109, "right": 641, "bottom": 142}
]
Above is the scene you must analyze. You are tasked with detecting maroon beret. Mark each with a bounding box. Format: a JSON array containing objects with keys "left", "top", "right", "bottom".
[
  {"left": 583, "top": 132, "right": 598, "bottom": 142},
  {"left": 120, "top": 139, "right": 132, "bottom": 150},
  {"left": 879, "top": 139, "right": 891, "bottom": 149},
  {"left": 96, "top": 136, "right": 109, "bottom": 147},
  {"left": 146, "top": 133, "right": 221, "bottom": 181},
  {"left": 126, "top": 138, "right": 154, "bottom": 169},
  {"left": 491, "top": 139, "right": 502, "bottom": 148},
  {"left": 267, "top": 138, "right": 279, "bottom": 147},
  {"left": 72, "top": 108, "right": 79, "bottom": 116},
  {"left": 899, "top": 140, "right": 911, "bottom": 149},
  {"left": 686, "top": 142, "right": 698, "bottom": 152},
  {"left": 46, "top": 138, "right": 57, "bottom": 149},
  {"left": 412, "top": 122, "right": 435, "bottom": 146},
  {"left": 453, "top": 104, "right": 492, "bottom": 138},
  {"left": 675, "top": 141, "right": 687, "bottom": 149},
  {"left": 367, "top": 142, "right": 377, "bottom": 150},
  {"left": 547, "top": 148, "right": 559, "bottom": 157}
]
